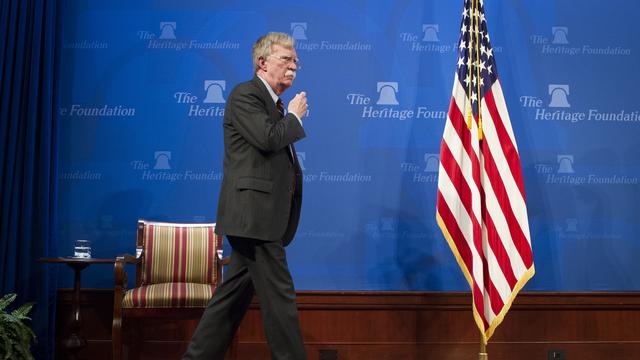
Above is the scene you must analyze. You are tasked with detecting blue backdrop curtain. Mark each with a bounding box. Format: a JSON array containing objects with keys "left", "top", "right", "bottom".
[{"left": 0, "top": 0, "right": 58, "bottom": 358}]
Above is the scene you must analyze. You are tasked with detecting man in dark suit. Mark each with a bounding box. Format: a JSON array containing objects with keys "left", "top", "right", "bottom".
[{"left": 183, "top": 32, "right": 308, "bottom": 360}]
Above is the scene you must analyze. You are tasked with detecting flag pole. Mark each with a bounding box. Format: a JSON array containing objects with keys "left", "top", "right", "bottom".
[
  {"left": 478, "top": 339, "right": 488, "bottom": 360},
  {"left": 473, "top": 0, "right": 483, "bottom": 140}
]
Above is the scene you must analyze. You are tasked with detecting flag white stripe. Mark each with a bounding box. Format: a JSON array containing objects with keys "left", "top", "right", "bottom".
[
  {"left": 483, "top": 289, "right": 497, "bottom": 325},
  {"left": 487, "top": 85, "right": 533, "bottom": 246},
  {"left": 490, "top": 80, "right": 518, "bottom": 152},
  {"left": 438, "top": 163, "right": 486, "bottom": 294},
  {"left": 480, "top": 171, "right": 528, "bottom": 277},
  {"left": 481, "top": 96, "right": 531, "bottom": 246},
  {"left": 442, "top": 115, "right": 482, "bottom": 223},
  {"left": 482, "top": 224, "right": 512, "bottom": 303}
]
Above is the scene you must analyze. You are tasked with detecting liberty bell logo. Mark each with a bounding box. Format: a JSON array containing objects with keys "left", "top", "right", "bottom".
[
  {"left": 557, "top": 155, "right": 574, "bottom": 174},
  {"left": 376, "top": 82, "right": 399, "bottom": 105},
  {"left": 291, "top": 23, "right": 308, "bottom": 40},
  {"left": 159, "top": 22, "right": 177, "bottom": 39},
  {"left": 548, "top": 84, "right": 570, "bottom": 108},
  {"left": 154, "top": 151, "right": 172, "bottom": 170},
  {"left": 551, "top": 27, "right": 569, "bottom": 44},
  {"left": 422, "top": 24, "right": 440, "bottom": 42},
  {"left": 424, "top": 153, "right": 439, "bottom": 172},
  {"left": 203, "top": 80, "right": 226, "bottom": 103}
]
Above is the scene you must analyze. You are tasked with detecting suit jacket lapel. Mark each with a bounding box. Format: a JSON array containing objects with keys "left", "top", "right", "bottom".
[
  {"left": 252, "top": 76, "right": 281, "bottom": 119},
  {"left": 252, "top": 77, "right": 296, "bottom": 164}
]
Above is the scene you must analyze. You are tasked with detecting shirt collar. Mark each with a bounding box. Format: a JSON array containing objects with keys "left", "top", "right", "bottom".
[{"left": 257, "top": 75, "right": 279, "bottom": 104}]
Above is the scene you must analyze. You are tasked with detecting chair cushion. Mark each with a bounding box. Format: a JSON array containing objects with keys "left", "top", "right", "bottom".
[
  {"left": 122, "top": 282, "right": 215, "bottom": 308},
  {"left": 141, "top": 223, "right": 218, "bottom": 285}
]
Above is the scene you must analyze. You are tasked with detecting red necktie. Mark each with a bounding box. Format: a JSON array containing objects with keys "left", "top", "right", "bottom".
[{"left": 276, "top": 99, "right": 285, "bottom": 117}]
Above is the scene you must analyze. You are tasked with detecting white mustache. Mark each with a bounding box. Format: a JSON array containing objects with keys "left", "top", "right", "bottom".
[{"left": 285, "top": 70, "right": 296, "bottom": 80}]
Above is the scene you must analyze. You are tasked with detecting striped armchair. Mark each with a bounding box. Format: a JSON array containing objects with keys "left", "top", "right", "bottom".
[{"left": 112, "top": 220, "right": 228, "bottom": 360}]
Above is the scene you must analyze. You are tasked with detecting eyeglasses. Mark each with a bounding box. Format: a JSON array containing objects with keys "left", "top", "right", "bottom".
[{"left": 269, "top": 55, "right": 302, "bottom": 69}]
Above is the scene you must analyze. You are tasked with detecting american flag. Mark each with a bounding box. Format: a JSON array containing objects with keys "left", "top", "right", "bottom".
[{"left": 436, "top": 0, "right": 535, "bottom": 344}]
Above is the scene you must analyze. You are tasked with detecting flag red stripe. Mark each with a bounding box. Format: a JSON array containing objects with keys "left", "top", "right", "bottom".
[
  {"left": 438, "top": 186, "right": 491, "bottom": 330},
  {"left": 473, "top": 285, "right": 489, "bottom": 330},
  {"left": 440, "top": 141, "right": 495, "bottom": 297},
  {"left": 437, "top": 191, "right": 474, "bottom": 275},
  {"left": 448, "top": 97, "right": 482, "bottom": 189},
  {"left": 448, "top": 97, "right": 499, "bottom": 302},
  {"left": 487, "top": 275, "right": 505, "bottom": 315},
  {"left": 481, "top": 137, "right": 534, "bottom": 268},
  {"left": 484, "top": 88, "right": 527, "bottom": 200},
  {"left": 439, "top": 142, "right": 481, "bottom": 243},
  {"left": 482, "top": 208, "right": 519, "bottom": 288}
]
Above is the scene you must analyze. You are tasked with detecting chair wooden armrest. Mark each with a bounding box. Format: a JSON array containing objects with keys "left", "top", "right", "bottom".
[{"left": 114, "top": 253, "right": 141, "bottom": 287}]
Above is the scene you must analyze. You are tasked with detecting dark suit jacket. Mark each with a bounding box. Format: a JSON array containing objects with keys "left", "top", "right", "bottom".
[{"left": 215, "top": 76, "right": 305, "bottom": 245}]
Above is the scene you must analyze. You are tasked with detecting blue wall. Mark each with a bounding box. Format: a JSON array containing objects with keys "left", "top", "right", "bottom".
[{"left": 55, "top": 0, "right": 640, "bottom": 291}]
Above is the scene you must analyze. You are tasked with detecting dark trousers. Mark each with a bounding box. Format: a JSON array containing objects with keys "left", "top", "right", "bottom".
[{"left": 182, "top": 236, "right": 307, "bottom": 360}]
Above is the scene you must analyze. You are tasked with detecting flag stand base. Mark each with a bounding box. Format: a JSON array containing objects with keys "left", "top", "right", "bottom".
[{"left": 478, "top": 340, "right": 488, "bottom": 360}]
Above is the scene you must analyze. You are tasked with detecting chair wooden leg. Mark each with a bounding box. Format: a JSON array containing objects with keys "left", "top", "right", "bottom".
[{"left": 112, "top": 314, "right": 122, "bottom": 360}]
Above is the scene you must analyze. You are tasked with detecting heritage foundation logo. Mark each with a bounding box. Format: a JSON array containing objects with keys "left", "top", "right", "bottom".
[
  {"left": 557, "top": 217, "right": 622, "bottom": 242},
  {"left": 400, "top": 153, "right": 439, "bottom": 183},
  {"left": 203, "top": 81, "right": 226, "bottom": 103},
  {"left": 551, "top": 27, "right": 569, "bottom": 45},
  {"left": 422, "top": 24, "right": 439, "bottom": 42},
  {"left": 365, "top": 217, "right": 398, "bottom": 240},
  {"left": 173, "top": 80, "right": 226, "bottom": 118},
  {"left": 136, "top": 21, "right": 240, "bottom": 51},
  {"left": 399, "top": 24, "right": 503, "bottom": 54},
  {"left": 365, "top": 217, "right": 429, "bottom": 241},
  {"left": 58, "top": 104, "right": 136, "bottom": 118},
  {"left": 63, "top": 38, "right": 109, "bottom": 49},
  {"left": 159, "top": 22, "right": 177, "bottom": 39},
  {"left": 424, "top": 153, "right": 439, "bottom": 172},
  {"left": 154, "top": 151, "right": 172, "bottom": 170},
  {"left": 292, "top": 22, "right": 372, "bottom": 52},
  {"left": 534, "top": 154, "right": 638, "bottom": 185},
  {"left": 519, "top": 83, "right": 640, "bottom": 124},
  {"left": 548, "top": 85, "right": 570, "bottom": 108},
  {"left": 300, "top": 153, "right": 372, "bottom": 183},
  {"left": 129, "top": 152, "right": 222, "bottom": 182},
  {"left": 565, "top": 218, "right": 578, "bottom": 233},
  {"left": 557, "top": 155, "right": 574, "bottom": 174},
  {"left": 58, "top": 168, "right": 102, "bottom": 181},
  {"left": 346, "top": 81, "right": 445, "bottom": 120},
  {"left": 291, "top": 23, "right": 308, "bottom": 40},
  {"left": 530, "top": 25, "right": 631, "bottom": 56},
  {"left": 377, "top": 82, "right": 399, "bottom": 105}
]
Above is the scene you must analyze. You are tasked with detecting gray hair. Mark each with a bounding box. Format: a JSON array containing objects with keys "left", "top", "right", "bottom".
[{"left": 252, "top": 32, "right": 295, "bottom": 73}]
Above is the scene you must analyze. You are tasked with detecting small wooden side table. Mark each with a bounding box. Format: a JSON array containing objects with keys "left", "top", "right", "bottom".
[{"left": 39, "top": 257, "right": 114, "bottom": 359}]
